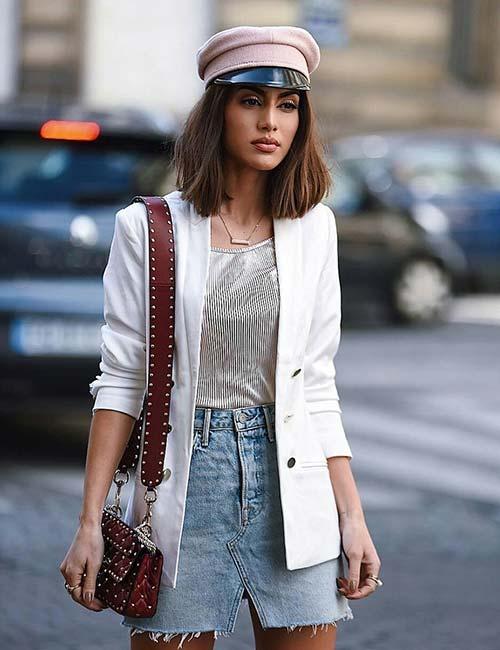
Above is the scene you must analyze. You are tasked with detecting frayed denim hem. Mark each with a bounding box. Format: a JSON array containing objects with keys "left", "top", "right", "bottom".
[
  {"left": 124, "top": 607, "right": 354, "bottom": 646},
  {"left": 125, "top": 625, "right": 233, "bottom": 648},
  {"left": 283, "top": 607, "right": 355, "bottom": 636}
]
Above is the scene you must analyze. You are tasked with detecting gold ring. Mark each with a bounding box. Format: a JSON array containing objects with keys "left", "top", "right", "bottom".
[
  {"left": 366, "top": 575, "right": 383, "bottom": 587},
  {"left": 65, "top": 582, "right": 80, "bottom": 594}
]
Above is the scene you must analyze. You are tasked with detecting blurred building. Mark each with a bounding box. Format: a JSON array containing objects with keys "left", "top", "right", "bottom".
[
  {"left": 1, "top": 0, "right": 499, "bottom": 138},
  {"left": 217, "top": 0, "right": 500, "bottom": 140},
  {"left": 0, "top": 0, "right": 19, "bottom": 100},
  {"left": 0, "top": 0, "right": 215, "bottom": 123}
]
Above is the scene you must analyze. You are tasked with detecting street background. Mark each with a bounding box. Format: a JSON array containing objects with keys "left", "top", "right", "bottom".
[
  {"left": 2, "top": 295, "right": 499, "bottom": 649},
  {"left": 1, "top": 1, "right": 500, "bottom": 649}
]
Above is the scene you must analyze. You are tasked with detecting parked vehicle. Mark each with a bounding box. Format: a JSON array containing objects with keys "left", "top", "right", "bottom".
[
  {"left": 0, "top": 110, "right": 471, "bottom": 418},
  {"left": 0, "top": 101, "right": 177, "bottom": 415},
  {"left": 325, "top": 145, "right": 467, "bottom": 324},
  {"left": 329, "top": 128, "right": 500, "bottom": 293}
]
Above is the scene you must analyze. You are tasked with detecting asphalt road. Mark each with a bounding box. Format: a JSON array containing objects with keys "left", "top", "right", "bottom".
[{"left": 1, "top": 296, "right": 499, "bottom": 650}]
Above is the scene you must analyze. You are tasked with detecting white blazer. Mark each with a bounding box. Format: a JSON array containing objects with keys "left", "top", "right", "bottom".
[{"left": 89, "top": 189, "right": 353, "bottom": 589}]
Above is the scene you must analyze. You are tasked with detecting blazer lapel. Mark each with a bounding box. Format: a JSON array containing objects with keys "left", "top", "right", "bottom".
[
  {"left": 181, "top": 202, "right": 210, "bottom": 371},
  {"left": 273, "top": 215, "right": 303, "bottom": 365}
]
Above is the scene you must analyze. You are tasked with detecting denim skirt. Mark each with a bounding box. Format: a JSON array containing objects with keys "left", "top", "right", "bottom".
[{"left": 121, "top": 403, "right": 354, "bottom": 646}]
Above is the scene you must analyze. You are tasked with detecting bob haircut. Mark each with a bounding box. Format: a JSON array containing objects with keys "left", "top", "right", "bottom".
[{"left": 173, "top": 83, "right": 333, "bottom": 220}]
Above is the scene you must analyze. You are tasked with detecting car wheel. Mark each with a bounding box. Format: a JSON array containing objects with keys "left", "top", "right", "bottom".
[{"left": 390, "top": 257, "right": 452, "bottom": 325}]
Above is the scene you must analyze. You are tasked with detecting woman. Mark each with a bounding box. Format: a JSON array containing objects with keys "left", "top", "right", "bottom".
[{"left": 60, "top": 25, "right": 382, "bottom": 649}]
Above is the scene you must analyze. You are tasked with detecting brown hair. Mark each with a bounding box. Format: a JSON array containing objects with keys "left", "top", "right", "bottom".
[{"left": 173, "top": 83, "right": 332, "bottom": 219}]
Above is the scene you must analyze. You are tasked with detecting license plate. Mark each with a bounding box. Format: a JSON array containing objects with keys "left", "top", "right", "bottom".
[{"left": 10, "top": 317, "right": 103, "bottom": 357}]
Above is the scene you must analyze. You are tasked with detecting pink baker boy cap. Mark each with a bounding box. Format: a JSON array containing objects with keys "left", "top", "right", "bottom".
[{"left": 197, "top": 25, "right": 321, "bottom": 91}]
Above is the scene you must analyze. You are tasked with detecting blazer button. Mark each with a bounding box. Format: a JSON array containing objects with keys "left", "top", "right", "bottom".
[
  {"left": 163, "top": 467, "right": 172, "bottom": 480},
  {"left": 287, "top": 457, "right": 296, "bottom": 468},
  {"left": 292, "top": 368, "right": 302, "bottom": 377}
]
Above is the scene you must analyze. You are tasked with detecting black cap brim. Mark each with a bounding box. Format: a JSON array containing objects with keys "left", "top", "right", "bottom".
[{"left": 210, "top": 66, "right": 310, "bottom": 91}]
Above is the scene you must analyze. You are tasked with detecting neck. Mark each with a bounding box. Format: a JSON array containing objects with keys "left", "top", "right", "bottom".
[{"left": 220, "top": 162, "right": 269, "bottom": 226}]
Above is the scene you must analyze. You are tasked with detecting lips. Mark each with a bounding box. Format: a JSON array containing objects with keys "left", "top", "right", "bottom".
[
  {"left": 252, "top": 140, "right": 279, "bottom": 153},
  {"left": 253, "top": 143, "right": 277, "bottom": 153},
  {"left": 252, "top": 138, "right": 279, "bottom": 146}
]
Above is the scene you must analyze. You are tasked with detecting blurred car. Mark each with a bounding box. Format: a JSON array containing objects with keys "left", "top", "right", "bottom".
[
  {"left": 324, "top": 148, "right": 468, "bottom": 325},
  {"left": 0, "top": 101, "right": 177, "bottom": 416},
  {"left": 0, "top": 108, "right": 472, "bottom": 418},
  {"left": 329, "top": 129, "right": 500, "bottom": 293}
]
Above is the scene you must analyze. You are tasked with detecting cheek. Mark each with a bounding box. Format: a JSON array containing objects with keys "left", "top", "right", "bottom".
[
  {"left": 281, "top": 115, "right": 300, "bottom": 149},
  {"left": 223, "top": 110, "right": 250, "bottom": 151}
]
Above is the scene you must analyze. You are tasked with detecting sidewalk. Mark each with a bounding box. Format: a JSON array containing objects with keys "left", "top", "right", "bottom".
[{"left": 1, "top": 460, "right": 499, "bottom": 650}]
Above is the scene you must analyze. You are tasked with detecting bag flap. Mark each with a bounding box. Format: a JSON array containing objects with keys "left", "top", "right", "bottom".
[{"left": 100, "top": 510, "right": 142, "bottom": 582}]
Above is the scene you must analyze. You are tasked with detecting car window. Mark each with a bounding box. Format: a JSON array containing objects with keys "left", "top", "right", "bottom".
[
  {"left": 391, "top": 143, "right": 473, "bottom": 195},
  {"left": 324, "top": 160, "right": 371, "bottom": 215},
  {"left": 0, "top": 133, "right": 172, "bottom": 203},
  {"left": 470, "top": 142, "right": 500, "bottom": 188}
]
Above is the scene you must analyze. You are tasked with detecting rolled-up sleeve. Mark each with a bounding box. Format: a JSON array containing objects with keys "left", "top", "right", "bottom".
[
  {"left": 303, "top": 205, "right": 353, "bottom": 459},
  {"left": 89, "top": 207, "right": 147, "bottom": 419}
]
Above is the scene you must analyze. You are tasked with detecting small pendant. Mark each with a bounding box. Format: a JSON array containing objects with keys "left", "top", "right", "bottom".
[{"left": 230, "top": 237, "right": 250, "bottom": 245}]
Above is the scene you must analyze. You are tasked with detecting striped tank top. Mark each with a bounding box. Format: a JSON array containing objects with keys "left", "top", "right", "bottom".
[{"left": 195, "top": 236, "right": 280, "bottom": 409}]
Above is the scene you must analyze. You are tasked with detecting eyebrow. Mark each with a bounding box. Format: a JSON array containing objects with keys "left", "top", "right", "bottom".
[{"left": 238, "top": 86, "right": 300, "bottom": 98}]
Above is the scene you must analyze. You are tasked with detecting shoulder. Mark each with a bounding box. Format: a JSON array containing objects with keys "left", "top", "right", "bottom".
[
  {"left": 300, "top": 201, "right": 337, "bottom": 249},
  {"left": 113, "top": 190, "right": 190, "bottom": 242}
]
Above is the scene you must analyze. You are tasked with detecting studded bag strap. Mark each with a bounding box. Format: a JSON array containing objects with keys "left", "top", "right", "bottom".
[{"left": 115, "top": 196, "right": 175, "bottom": 490}]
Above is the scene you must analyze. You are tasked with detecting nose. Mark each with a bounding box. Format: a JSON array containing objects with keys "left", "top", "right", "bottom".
[{"left": 258, "top": 105, "right": 278, "bottom": 132}]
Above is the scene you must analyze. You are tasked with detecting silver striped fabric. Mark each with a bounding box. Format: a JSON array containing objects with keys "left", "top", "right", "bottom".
[{"left": 195, "top": 236, "right": 280, "bottom": 409}]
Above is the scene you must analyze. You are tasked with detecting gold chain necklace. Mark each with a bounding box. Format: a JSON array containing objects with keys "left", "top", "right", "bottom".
[{"left": 217, "top": 211, "right": 266, "bottom": 245}]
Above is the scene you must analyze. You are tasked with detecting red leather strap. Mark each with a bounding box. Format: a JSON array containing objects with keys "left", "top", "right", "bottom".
[{"left": 116, "top": 196, "right": 175, "bottom": 489}]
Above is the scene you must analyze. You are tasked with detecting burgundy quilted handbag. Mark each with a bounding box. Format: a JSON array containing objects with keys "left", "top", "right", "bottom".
[{"left": 94, "top": 196, "right": 176, "bottom": 618}]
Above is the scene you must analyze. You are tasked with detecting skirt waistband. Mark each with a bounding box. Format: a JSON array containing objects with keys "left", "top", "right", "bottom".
[{"left": 194, "top": 403, "right": 275, "bottom": 438}]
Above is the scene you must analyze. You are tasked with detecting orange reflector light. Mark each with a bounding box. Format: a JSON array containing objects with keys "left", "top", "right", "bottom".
[{"left": 40, "top": 120, "right": 101, "bottom": 141}]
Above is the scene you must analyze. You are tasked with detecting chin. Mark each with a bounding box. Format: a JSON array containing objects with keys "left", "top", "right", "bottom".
[{"left": 247, "top": 155, "right": 282, "bottom": 171}]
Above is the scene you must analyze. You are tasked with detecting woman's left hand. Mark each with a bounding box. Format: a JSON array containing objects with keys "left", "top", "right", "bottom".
[{"left": 336, "top": 511, "right": 382, "bottom": 600}]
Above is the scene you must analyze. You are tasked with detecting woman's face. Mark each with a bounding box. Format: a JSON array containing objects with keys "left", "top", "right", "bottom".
[{"left": 222, "top": 85, "right": 301, "bottom": 172}]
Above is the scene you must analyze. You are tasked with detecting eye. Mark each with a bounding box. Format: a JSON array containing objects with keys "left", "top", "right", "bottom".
[
  {"left": 242, "top": 97, "right": 260, "bottom": 106},
  {"left": 241, "top": 97, "right": 299, "bottom": 110}
]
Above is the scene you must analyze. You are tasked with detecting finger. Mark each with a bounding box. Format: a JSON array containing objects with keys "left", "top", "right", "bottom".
[
  {"left": 82, "top": 561, "right": 99, "bottom": 607},
  {"left": 337, "top": 578, "right": 357, "bottom": 599},
  {"left": 70, "top": 584, "right": 105, "bottom": 611},
  {"left": 70, "top": 584, "right": 85, "bottom": 606},
  {"left": 344, "top": 583, "right": 378, "bottom": 600},
  {"left": 80, "top": 567, "right": 106, "bottom": 612},
  {"left": 337, "top": 574, "right": 377, "bottom": 598},
  {"left": 337, "top": 584, "right": 359, "bottom": 599},
  {"left": 64, "top": 571, "right": 84, "bottom": 604},
  {"left": 337, "top": 582, "right": 376, "bottom": 600},
  {"left": 346, "top": 554, "right": 362, "bottom": 593},
  {"left": 337, "top": 578, "right": 355, "bottom": 594},
  {"left": 361, "top": 557, "right": 381, "bottom": 581},
  {"left": 358, "top": 582, "right": 378, "bottom": 598},
  {"left": 92, "top": 595, "right": 108, "bottom": 609},
  {"left": 88, "top": 598, "right": 106, "bottom": 611}
]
